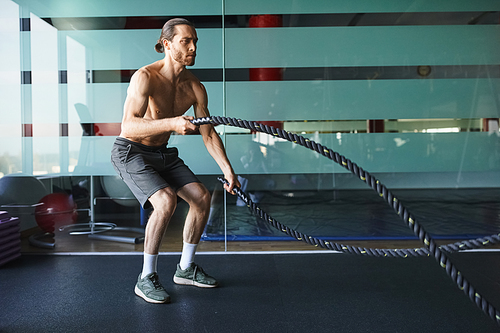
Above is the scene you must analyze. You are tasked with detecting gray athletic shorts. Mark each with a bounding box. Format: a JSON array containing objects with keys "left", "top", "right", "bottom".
[{"left": 111, "top": 137, "right": 200, "bottom": 209}]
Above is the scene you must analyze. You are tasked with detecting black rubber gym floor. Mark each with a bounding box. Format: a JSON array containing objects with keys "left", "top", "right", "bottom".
[{"left": 1, "top": 252, "right": 500, "bottom": 332}]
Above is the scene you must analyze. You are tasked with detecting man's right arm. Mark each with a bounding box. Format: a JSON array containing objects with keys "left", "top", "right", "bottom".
[{"left": 120, "top": 69, "right": 195, "bottom": 139}]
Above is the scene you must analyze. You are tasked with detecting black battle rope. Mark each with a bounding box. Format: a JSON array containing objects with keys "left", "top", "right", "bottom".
[
  {"left": 216, "top": 177, "right": 497, "bottom": 257},
  {"left": 192, "top": 115, "right": 500, "bottom": 325}
]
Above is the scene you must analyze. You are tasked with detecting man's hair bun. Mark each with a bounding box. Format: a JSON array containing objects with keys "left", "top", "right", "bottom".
[{"left": 155, "top": 41, "right": 164, "bottom": 53}]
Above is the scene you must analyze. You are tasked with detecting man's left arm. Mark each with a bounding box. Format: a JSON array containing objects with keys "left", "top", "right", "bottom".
[{"left": 193, "top": 82, "right": 240, "bottom": 194}]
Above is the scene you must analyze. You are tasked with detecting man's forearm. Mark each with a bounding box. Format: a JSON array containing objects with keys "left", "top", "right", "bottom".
[
  {"left": 203, "top": 130, "right": 235, "bottom": 176},
  {"left": 121, "top": 116, "right": 195, "bottom": 139},
  {"left": 121, "top": 117, "right": 170, "bottom": 139}
]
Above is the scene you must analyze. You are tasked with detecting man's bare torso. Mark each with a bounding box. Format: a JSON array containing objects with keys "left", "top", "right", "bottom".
[{"left": 122, "top": 60, "right": 200, "bottom": 146}]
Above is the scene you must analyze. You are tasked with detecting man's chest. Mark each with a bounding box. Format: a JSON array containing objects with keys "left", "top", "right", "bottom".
[{"left": 149, "top": 86, "right": 196, "bottom": 118}]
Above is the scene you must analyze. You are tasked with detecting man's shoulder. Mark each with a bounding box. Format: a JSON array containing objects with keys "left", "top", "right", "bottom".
[
  {"left": 182, "top": 70, "right": 204, "bottom": 92},
  {"left": 132, "top": 66, "right": 153, "bottom": 82},
  {"left": 183, "top": 72, "right": 207, "bottom": 105},
  {"left": 183, "top": 69, "right": 201, "bottom": 84},
  {"left": 131, "top": 62, "right": 163, "bottom": 87},
  {"left": 138, "top": 61, "right": 161, "bottom": 77}
]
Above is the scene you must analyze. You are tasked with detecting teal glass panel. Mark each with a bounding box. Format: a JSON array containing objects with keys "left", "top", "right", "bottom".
[
  {"left": 60, "top": 29, "right": 222, "bottom": 70},
  {"left": 0, "top": 3, "right": 20, "bottom": 71},
  {"left": 0, "top": 138, "right": 22, "bottom": 176},
  {"left": 70, "top": 136, "right": 117, "bottom": 175},
  {"left": 0, "top": 0, "right": 22, "bottom": 149},
  {"left": 225, "top": 26, "right": 500, "bottom": 68},
  {"left": 14, "top": 0, "right": 222, "bottom": 17},
  {"left": 23, "top": 136, "right": 71, "bottom": 175},
  {"left": 68, "top": 135, "right": 88, "bottom": 173},
  {"left": 0, "top": 81, "right": 22, "bottom": 124},
  {"left": 226, "top": 79, "right": 500, "bottom": 121},
  {"left": 170, "top": 135, "right": 222, "bottom": 175},
  {"left": 30, "top": 13, "right": 58, "bottom": 73},
  {"left": 67, "top": 84, "right": 90, "bottom": 123},
  {"left": 225, "top": 0, "right": 500, "bottom": 15},
  {"left": 0, "top": 0, "right": 498, "bottom": 248},
  {"left": 204, "top": 82, "right": 224, "bottom": 117},
  {"left": 86, "top": 83, "right": 127, "bottom": 123},
  {"left": 225, "top": 132, "right": 500, "bottom": 174},
  {"left": 30, "top": 11, "right": 60, "bottom": 161},
  {"left": 66, "top": 35, "right": 88, "bottom": 125},
  {"left": 31, "top": 83, "right": 59, "bottom": 124},
  {"left": 32, "top": 136, "right": 60, "bottom": 175},
  {"left": 374, "top": 171, "right": 500, "bottom": 189}
]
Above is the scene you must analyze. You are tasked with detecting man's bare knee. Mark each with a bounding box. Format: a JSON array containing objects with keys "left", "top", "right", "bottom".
[
  {"left": 178, "top": 183, "right": 211, "bottom": 211},
  {"left": 149, "top": 187, "right": 177, "bottom": 217},
  {"left": 195, "top": 187, "right": 211, "bottom": 211}
]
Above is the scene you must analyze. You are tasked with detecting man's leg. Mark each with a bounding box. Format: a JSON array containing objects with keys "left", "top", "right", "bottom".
[
  {"left": 135, "top": 187, "right": 177, "bottom": 303},
  {"left": 144, "top": 187, "right": 177, "bottom": 255},
  {"left": 173, "top": 182, "right": 218, "bottom": 287},
  {"left": 178, "top": 182, "right": 211, "bottom": 243}
]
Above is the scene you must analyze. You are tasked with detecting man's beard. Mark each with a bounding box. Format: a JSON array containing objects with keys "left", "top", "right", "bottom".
[{"left": 171, "top": 46, "right": 195, "bottom": 66}]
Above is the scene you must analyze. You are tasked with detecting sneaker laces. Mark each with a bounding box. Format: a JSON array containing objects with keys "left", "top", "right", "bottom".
[
  {"left": 192, "top": 264, "right": 207, "bottom": 281},
  {"left": 192, "top": 265, "right": 198, "bottom": 281},
  {"left": 150, "top": 274, "right": 163, "bottom": 290}
]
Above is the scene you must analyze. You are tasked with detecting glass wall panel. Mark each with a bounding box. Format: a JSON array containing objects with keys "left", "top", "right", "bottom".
[
  {"left": 221, "top": 0, "right": 500, "bottom": 248},
  {"left": 225, "top": 26, "right": 500, "bottom": 68},
  {"left": 59, "top": 29, "right": 221, "bottom": 70},
  {"left": 226, "top": 132, "right": 499, "bottom": 175},
  {"left": 1, "top": 0, "right": 499, "bottom": 253},
  {"left": 225, "top": 0, "right": 500, "bottom": 15},
  {"left": 0, "top": 0, "right": 227, "bottom": 251},
  {"left": 226, "top": 79, "right": 500, "bottom": 120},
  {"left": 14, "top": 0, "right": 222, "bottom": 17},
  {"left": 30, "top": 13, "right": 60, "bottom": 176},
  {"left": 0, "top": 0, "right": 22, "bottom": 176}
]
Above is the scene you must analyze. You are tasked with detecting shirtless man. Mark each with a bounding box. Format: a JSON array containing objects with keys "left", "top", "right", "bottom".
[{"left": 111, "top": 18, "right": 239, "bottom": 304}]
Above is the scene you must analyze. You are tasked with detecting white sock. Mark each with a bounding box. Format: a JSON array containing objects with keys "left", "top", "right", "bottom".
[
  {"left": 179, "top": 242, "right": 198, "bottom": 270},
  {"left": 141, "top": 253, "right": 158, "bottom": 279}
]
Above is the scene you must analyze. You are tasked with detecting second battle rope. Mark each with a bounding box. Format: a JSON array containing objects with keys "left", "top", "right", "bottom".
[
  {"left": 216, "top": 177, "right": 495, "bottom": 257},
  {"left": 192, "top": 115, "right": 500, "bottom": 325}
]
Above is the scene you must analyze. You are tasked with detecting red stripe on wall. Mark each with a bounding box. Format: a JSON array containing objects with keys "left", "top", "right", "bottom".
[
  {"left": 22, "top": 124, "right": 32, "bottom": 137},
  {"left": 93, "top": 123, "right": 122, "bottom": 136},
  {"left": 20, "top": 123, "right": 122, "bottom": 137}
]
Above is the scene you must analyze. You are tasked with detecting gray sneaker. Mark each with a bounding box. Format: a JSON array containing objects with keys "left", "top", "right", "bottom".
[
  {"left": 134, "top": 272, "right": 171, "bottom": 303},
  {"left": 173, "top": 263, "right": 218, "bottom": 288}
]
